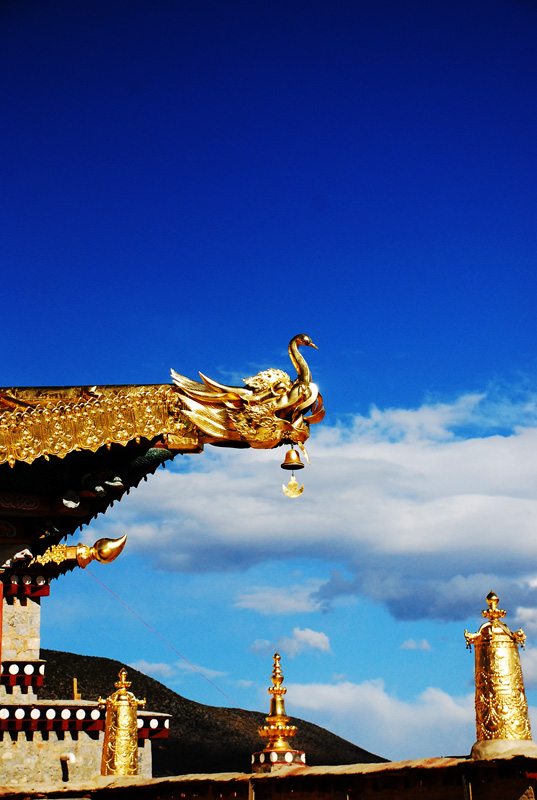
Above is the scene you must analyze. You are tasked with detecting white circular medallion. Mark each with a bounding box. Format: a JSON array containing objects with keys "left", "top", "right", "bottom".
[
  {"left": 61, "top": 709, "right": 71, "bottom": 719},
  {"left": 149, "top": 718, "right": 158, "bottom": 729},
  {"left": 137, "top": 718, "right": 143, "bottom": 728},
  {"left": 91, "top": 709, "right": 100, "bottom": 720},
  {"left": 30, "top": 708, "right": 41, "bottom": 719},
  {"left": 76, "top": 709, "right": 86, "bottom": 720},
  {"left": 46, "top": 708, "right": 56, "bottom": 719},
  {"left": 285, "top": 752, "right": 293, "bottom": 763},
  {"left": 15, "top": 708, "right": 25, "bottom": 719},
  {"left": 24, "top": 664, "right": 34, "bottom": 675},
  {"left": 9, "top": 664, "right": 19, "bottom": 675},
  {"left": 259, "top": 753, "right": 265, "bottom": 763},
  {"left": 270, "top": 752, "right": 278, "bottom": 762},
  {"left": 0, "top": 708, "right": 9, "bottom": 719}
]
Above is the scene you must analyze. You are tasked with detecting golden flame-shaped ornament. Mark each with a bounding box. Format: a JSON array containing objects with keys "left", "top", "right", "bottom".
[{"left": 465, "top": 591, "right": 537, "bottom": 759}]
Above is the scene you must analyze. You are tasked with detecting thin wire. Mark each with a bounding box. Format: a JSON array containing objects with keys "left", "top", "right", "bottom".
[{"left": 86, "top": 568, "right": 255, "bottom": 719}]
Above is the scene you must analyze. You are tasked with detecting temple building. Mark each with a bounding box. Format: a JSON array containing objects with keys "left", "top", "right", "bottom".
[
  {"left": 0, "top": 336, "right": 323, "bottom": 785},
  {"left": 2, "top": 339, "right": 537, "bottom": 798}
]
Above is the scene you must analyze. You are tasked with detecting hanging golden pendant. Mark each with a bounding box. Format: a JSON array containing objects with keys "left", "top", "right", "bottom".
[{"left": 282, "top": 473, "right": 304, "bottom": 498}]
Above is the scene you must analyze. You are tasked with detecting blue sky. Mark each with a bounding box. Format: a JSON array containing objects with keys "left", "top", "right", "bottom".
[{"left": 2, "top": 0, "right": 537, "bottom": 762}]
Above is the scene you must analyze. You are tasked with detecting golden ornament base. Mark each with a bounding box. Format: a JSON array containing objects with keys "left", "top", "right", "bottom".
[{"left": 471, "top": 739, "right": 537, "bottom": 760}]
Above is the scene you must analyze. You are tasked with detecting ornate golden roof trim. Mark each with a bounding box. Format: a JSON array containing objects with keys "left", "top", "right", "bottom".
[
  {"left": 0, "top": 335, "right": 324, "bottom": 468},
  {"left": 0, "top": 384, "right": 198, "bottom": 467}
]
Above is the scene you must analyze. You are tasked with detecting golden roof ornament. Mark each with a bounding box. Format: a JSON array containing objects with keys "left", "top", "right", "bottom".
[
  {"left": 172, "top": 334, "right": 323, "bottom": 496},
  {"left": 252, "top": 653, "right": 306, "bottom": 772},
  {"left": 465, "top": 591, "right": 537, "bottom": 759},
  {"left": 29, "top": 534, "right": 128, "bottom": 570},
  {"left": 99, "top": 669, "right": 146, "bottom": 776}
]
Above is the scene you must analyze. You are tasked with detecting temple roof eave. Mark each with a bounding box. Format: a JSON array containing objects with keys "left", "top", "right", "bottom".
[{"left": 0, "top": 383, "right": 203, "bottom": 468}]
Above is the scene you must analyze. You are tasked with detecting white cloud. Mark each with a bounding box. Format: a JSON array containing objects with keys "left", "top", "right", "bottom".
[
  {"left": 92, "top": 386, "right": 537, "bottom": 622},
  {"left": 287, "top": 678, "right": 474, "bottom": 761},
  {"left": 277, "top": 627, "right": 331, "bottom": 658},
  {"left": 400, "top": 638, "right": 431, "bottom": 651},
  {"left": 235, "top": 580, "right": 324, "bottom": 615},
  {"left": 251, "top": 639, "right": 272, "bottom": 656},
  {"left": 128, "top": 658, "right": 228, "bottom": 683},
  {"left": 174, "top": 660, "right": 228, "bottom": 679},
  {"left": 251, "top": 628, "right": 331, "bottom": 658},
  {"left": 129, "top": 660, "right": 175, "bottom": 680},
  {"left": 515, "top": 607, "right": 537, "bottom": 636}
]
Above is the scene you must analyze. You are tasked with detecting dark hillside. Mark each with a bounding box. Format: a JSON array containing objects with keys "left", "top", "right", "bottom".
[{"left": 39, "top": 649, "right": 387, "bottom": 776}]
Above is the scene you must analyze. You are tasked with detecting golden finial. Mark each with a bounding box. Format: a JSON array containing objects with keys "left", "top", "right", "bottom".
[
  {"left": 30, "top": 534, "right": 128, "bottom": 570},
  {"left": 482, "top": 590, "right": 506, "bottom": 622},
  {"left": 259, "top": 653, "right": 296, "bottom": 749},
  {"left": 100, "top": 669, "right": 146, "bottom": 776},
  {"left": 77, "top": 533, "right": 128, "bottom": 568},
  {"left": 465, "top": 591, "right": 537, "bottom": 759},
  {"left": 252, "top": 653, "right": 305, "bottom": 771}
]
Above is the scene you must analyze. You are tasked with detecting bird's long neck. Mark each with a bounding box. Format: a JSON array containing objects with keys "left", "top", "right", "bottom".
[{"left": 289, "top": 340, "right": 311, "bottom": 383}]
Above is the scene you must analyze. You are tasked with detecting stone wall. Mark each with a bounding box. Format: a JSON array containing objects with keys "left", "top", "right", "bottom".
[
  {"left": 0, "top": 730, "right": 152, "bottom": 784},
  {"left": 1, "top": 596, "right": 41, "bottom": 662}
]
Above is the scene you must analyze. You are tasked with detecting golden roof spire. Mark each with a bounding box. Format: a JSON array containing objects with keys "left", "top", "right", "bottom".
[
  {"left": 268, "top": 653, "right": 289, "bottom": 719},
  {"left": 465, "top": 591, "right": 537, "bottom": 759},
  {"left": 251, "top": 653, "right": 305, "bottom": 772},
  {"left": 258, "top": 653, "right": 297, "bottom": 751}
]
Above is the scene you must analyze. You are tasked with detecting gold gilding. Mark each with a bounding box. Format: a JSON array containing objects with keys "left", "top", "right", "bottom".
[
  {"left": 0, "top": 335, "right": 323, "bottom": 468},
  {"left": 0, "top": 384, "right": 196, "bottom": 467},
  {"left": 171, "top": 334, "right": 324, "bottom": 452},
  {"left": 258, "top": 653, "right": 297, "bottom": 752},
  {"left": 465, "top": 591, "right": 532, "bottom": 742},
  {"left": 30, "top": 534, "right": 127, "bottom": 569},
  {"left": 100, "top": 669, "right": 146, "bottom": 776}
]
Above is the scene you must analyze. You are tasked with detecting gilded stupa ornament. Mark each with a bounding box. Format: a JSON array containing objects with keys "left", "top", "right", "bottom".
[
  {"left": 100, "top": 669, "right": 146, "bottom": 776},
  {"left": 465, "top": 591, "right": 537, "bottom": 759},
  {"left": 252, "top": 653, "right": 306, "bottom": 772}
]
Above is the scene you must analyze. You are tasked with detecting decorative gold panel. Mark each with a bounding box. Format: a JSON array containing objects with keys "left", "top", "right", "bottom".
[{"left": 0, "top": 385, "right": 197, "bottom": 467}]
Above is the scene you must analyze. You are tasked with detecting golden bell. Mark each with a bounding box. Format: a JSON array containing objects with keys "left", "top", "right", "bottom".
[{"left": 281, "top": 448, "right": 304, "bottom": 470}]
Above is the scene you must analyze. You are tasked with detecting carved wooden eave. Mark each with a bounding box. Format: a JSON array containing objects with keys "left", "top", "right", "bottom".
[
  {"left": 0, "top": 384, "right": 203, "bottom": 468},
  {"left": 0, "top": 336, "right": 323, "bottom": 576},
  {"left": 0, "top": 383, "right": 205, "bottom": 572}
]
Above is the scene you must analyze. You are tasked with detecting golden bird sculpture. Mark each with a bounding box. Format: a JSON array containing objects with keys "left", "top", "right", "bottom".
[{"left": 171, "top": 334, "right": 324, "bottom": 454}]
